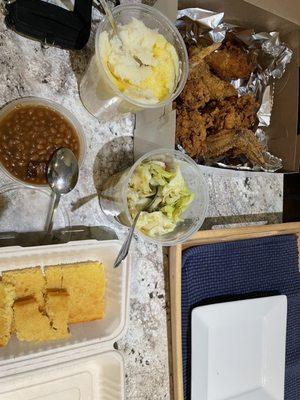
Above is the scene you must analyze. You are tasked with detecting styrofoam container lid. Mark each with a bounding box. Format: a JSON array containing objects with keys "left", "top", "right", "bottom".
[
  {"left": 0, "top": 239, "right": 130, "bottom": 400},
  {"left": 0, "top": 350, "right": 124, "bottom": 400}
]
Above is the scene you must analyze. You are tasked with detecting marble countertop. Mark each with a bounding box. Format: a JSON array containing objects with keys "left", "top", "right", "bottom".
[{"left": 0, "top": 2, "right": 283, "bottom": 399}]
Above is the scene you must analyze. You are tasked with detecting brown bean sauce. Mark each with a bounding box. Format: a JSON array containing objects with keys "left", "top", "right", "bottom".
[{"left": 0, "top": 104, "right": 80, "bottom": 185}]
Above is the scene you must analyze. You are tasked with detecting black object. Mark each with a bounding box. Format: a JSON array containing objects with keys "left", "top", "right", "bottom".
[
  {"left": 5, "top": 0, "right": 93, "bottom": 50},
  {"left": 283, "top": 172, "right": 300, "bottom": 222}
]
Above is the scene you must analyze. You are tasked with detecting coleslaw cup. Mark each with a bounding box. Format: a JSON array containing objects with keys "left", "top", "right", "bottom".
[{"left": 99, "top": 149, "right": 209, "bottom": 246}]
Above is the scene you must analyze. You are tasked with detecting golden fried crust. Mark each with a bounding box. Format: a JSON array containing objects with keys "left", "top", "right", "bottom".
[
  {"left": 178, "top": 59, "right": 237, "bottom": 109},
  {"left": 179, "top": 71, "right": 211, "bottom": 109},
  {"left": 203, "top": 94, "right": 259, "bottom": 133},
  {"left": 201, "top": 68, "right": 237, "bottom": 101},
  {"left": 176, "top": 42, "right": 262, "bottom": 167},
  {"left": 176, "top": 107, "right": 207, "bottom": 158},
  {"left": 235, "top": 94, "right": 259, "bottom": 127},
  {"left": 188, "top": 46, "right": 238, "bottom": 101},
  {"left": 206, "top": 41, "right": 257, "bottom": 81}
]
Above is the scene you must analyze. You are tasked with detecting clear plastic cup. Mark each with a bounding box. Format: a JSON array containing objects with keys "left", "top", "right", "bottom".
[
  {"left": 0, "top": 97, "right": 86, "bottom": 188},
  {"left": 0, "top": 183, "right": 70, "bottom": 233},
  {"left": 0, "top": 183, "right": 71, "bottom": 246},
  {"left": 99, "top": 149, "right": 209, "bottom": 246},
  {"left": 79, "top": 4, "right": 189, "bottom": 120}
]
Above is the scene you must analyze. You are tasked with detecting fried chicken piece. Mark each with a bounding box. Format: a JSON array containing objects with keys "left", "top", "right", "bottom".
[
  {"left": 205, "top": 129, "right": 265, "bottom": 167},
  {"left": 176, "top": 107, "right": 207, "bottom": 158},
  {"left": 178, "top": 70, "right": 210, "bottom": 109},
  {"left": 179, "top": 58, "right": 237, "bottom": 109},
  {"left": 190, "top": 45, "right": 238, "bottom": 101},
  {"left": 236, "top": 94, "right": 259, "bottom": 126},
  {"left": 201, "top": 65, "right": 237, "bottom": 101},
  {"left": 206, "top": 40, "right": 257, "bottom": 81},
  {"left": 203, "top": 94, "right": 259, "bottom": 133}
]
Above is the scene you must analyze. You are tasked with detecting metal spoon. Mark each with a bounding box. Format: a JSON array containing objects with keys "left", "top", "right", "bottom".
[
  {"left": 45, "top": 148, "right": 79, "bottom": 236},
  {"left": 114, "top": 188, "right": 158, "bottom": 268}
]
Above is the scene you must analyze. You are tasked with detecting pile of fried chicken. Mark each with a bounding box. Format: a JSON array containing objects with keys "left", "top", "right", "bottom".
[{"left": 176, "top": 36, "right": 266, "bottom": 167}]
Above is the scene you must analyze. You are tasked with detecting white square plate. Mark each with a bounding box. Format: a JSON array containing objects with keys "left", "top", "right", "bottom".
[{"left": 191, "top": 295, "right": 287, "bottom": 400}]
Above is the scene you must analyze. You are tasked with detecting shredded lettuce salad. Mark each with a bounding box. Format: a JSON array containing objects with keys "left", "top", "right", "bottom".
[{"left": 127, "top": 161, "right": 194, "bottom": 237}]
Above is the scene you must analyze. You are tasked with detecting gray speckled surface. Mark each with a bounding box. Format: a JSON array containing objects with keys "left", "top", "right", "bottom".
[
  {"left": 200, "top": 166, "right": 283, "bottom": 219},
  {"left": 0, "top": 2, "right": 283, "bottom": 399}
]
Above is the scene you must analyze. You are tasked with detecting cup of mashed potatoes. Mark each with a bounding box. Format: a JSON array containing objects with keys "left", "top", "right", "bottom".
[{"left": 80, "top": 4, "right": 188, "bottom": 119}]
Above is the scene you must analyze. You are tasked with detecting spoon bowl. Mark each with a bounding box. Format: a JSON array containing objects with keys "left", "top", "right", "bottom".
[{"left": 47, "top": 148, "right": 79, "bottom": 194}]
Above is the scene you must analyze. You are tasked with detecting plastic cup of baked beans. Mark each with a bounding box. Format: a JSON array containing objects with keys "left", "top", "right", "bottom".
[{"left": 0, "top": 97, "right": 86, "bottom": 188}]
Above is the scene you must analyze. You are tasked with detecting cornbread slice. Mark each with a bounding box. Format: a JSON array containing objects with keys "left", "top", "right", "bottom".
[
  {"left": 14, "top": 297, "right": 53, "bottom": 342},
  {"left": 2, "top": 267, "right": 45, "bottom": 309},
  {"left": 61, "top": 261, "right": 106, "bottom": 323},
  {"left": 44, "top": 265, "right": 63, "bottom": 289},
  {"left": 0, "top": 282, "right": 15, "bottom": 346},
  {"left": 45, "top": 289, "right": 70, "bottom": 339}
]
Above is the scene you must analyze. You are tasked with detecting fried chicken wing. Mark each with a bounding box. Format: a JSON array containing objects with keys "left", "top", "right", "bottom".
[
  {"left": 205, "top": 129, "right": 265, "bottom": 167},
  {"left": 203, "top": 94, "right": 259, "bottom": 133},
  {"left": 176, "top": 107, "right": 207, "bottom": 158},
  {"left": 206, "top": 41, "right": 257, "bottom": 81}
]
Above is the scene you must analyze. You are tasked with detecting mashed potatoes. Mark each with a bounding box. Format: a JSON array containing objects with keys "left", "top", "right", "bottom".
[{"left": 99, "top": 18, "right": 179, "bottom": 104}]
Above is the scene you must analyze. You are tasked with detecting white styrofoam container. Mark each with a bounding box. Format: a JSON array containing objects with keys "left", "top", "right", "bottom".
[
  {"left": 0, "top": 351, "right": 124, "bottom": 400},
  {"left": 0, "top": 240, "right": 130, "bottom": 399}
]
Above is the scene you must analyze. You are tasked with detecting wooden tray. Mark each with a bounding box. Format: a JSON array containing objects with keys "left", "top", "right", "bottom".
[{"left": 169, "top": 222, "right": 300, "bottom": 400}]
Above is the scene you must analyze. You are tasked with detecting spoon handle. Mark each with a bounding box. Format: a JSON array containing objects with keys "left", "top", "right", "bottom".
[
  {"left": 114, "top": 211, "right": 141, "bottom": 268},
  {"left": 99, "top": 0, "right": 118, "bottom": 35},
  {"left": 45, "top": 192, "right": 61, "bottom": 235}
]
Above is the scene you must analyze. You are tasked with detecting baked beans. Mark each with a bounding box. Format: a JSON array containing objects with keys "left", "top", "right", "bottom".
[{"left": 0, "top": 104, "right": 80, "bottom": 184}]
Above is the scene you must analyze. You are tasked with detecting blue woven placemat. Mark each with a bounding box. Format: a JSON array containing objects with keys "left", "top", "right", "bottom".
[{"left": 181, "top": 234, "right": 300, "bottom": 400}]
